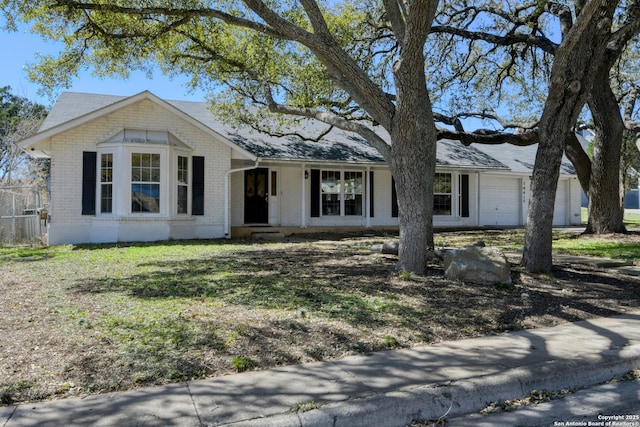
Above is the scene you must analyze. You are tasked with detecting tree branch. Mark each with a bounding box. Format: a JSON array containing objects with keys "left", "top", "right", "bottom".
[
  {"left": 53, "top": 0, "right": 286, "bottom": 38},
  {"left": 430, "top": 25, "right": 557, "bottom": 54},
  {"left": 437, "top": 128, "right": 539, "bottom": 146},
  {"left": 382, "top": 0, "right": 406, "bottom": 44},
  {"left": 264, "top": 99, "right": 391, "bottom": 161}
]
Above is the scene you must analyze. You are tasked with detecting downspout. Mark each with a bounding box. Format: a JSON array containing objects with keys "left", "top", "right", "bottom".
[{"left": 224, "top": 158, "right": 261, "bottom": 238}]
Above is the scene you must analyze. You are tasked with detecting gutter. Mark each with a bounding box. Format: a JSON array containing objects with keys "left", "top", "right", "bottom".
[{"left": 224, "top": 158, "right": 261, "bottom": 238}]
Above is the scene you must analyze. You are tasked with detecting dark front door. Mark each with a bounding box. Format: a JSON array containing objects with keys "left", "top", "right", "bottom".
[{"left": 244, "top": 168, "right": 269, "bottom": 224}]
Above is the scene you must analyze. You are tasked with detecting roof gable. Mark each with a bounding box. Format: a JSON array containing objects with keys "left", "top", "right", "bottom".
[{"left": 20, "top": 91, "right": 257, "bottom": 160}]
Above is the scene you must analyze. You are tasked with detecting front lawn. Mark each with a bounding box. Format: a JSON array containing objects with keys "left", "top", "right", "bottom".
[{"left": 1, "top": 231, "right": 639, "bottom": 405}]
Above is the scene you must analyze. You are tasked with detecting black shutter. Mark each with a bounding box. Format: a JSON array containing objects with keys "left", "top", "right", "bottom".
[
  {"left": 192, "top": 156, "right": 205, "bottom": 216},
  {"left": 391, "top": 177, "right": 398, "bottom": 218},
  {"left": 369, "top": 171, "right": 374, "bottom": 218},
  {"left": 310, "top": 169, "right": 320, "bottom": 217},
  {"left": 461, "top": 174, "right": 470, "bottom": 217},
  {"left": 82, "top": 151, "right": 97, "bottom": 215}
]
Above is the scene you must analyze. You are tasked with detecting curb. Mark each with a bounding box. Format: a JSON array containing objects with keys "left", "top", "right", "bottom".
[{"left": 224, "top": 345, "right": 640, "bottom": 427}]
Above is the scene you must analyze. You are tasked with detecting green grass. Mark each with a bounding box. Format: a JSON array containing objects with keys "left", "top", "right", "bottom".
[
  {"left": 552, "top": 239, "right": 640, "bottom": 260},
  {"left": 581, "top": 207, "right": 640, "bottom": 227},
  {"left": 231, "top": 356, "right": 257, "bottom": 373},
  {"left": 625, "top": 210, "right": 640, "bottom": 227},
  {"left": 1, "top": 232, "right": 638, "bottom": 402}
]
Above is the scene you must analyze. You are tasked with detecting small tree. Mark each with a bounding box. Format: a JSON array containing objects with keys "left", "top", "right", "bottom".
[{"left": 0, "top": 86, "right": 47, "bottom": 184}]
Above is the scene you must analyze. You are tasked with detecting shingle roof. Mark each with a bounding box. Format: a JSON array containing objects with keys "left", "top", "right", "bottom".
[
  {"left": 39, "top": 91, "right": 578, "bottom": 172},
  {"left": 471, "top": 142, "right": 577, "bottom": 175}
]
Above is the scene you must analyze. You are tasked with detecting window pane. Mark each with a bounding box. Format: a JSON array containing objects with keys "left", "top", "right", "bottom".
[
  {"left": 177, "top": 156, "right": 189, "bottom": 214},
  {"left": 178, "top": 156, "right": 188, "bottom": 185},
  {"left": 132, "top": 183, "right": 160, "bottom": 213},
  {"left": 101, "top": 168, "right": 112, "bottom": 183},
  {"left": 344, "top": 172, "right": 363, "bottom": 216},
  {"left": 131, "top": 152, "right": 161, "bottom": 213},
  {"left": 434, "top": 195, "right": 452, "bottom": 215},
  {"left": 101, "top": 184, "right": 112, "bottom": 213},
  {"left": 100, "top": 154, "right": 113, "bottom": 214},
  {"left": 177, "top": 185, "right": 188, "bottom": 214},
  {"left": 321, "top": 171, "right": 341, "bottom": 215},
  {"left": 322, "top": 193, "right": 340, "bottom": 215},
  {"left": 434, "top": 173, "right": 452, "bottom": 194},
  {"left": 345, "top": 194, "right": 363, "bottom": 215}
]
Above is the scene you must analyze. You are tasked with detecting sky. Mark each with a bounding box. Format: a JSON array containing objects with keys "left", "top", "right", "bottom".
[
  {"left": 0, "top": 25, "right": 208, "bottom": 108},
  {"left": 0, "top": 21, "right": 488, "bottom": 130}
]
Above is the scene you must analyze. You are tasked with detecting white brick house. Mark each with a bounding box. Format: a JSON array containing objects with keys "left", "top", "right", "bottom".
[{"left": 19, "top": 91, "right": 582, "bottom": 245}]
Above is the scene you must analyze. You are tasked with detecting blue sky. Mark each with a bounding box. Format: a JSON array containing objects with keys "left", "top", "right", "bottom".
[
  {"left": 0, "top": 26, "right": 208, "bottom": 108},
  {"left": 1, "top": 22, "right": 489, "bottom": 130}
]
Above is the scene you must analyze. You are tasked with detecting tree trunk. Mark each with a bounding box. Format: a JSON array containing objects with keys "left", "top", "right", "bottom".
[
  {"left": 389, "top": 14, "right": 438, "bottom": 274},
  {"left": 585, "top": 54, "right": 626, "bottom": 234},
  {"left": 390, "top": 135, "right": 436, "bottom": 274},
  {"left": 522, "top": 0, "right": 616, "bottom": 273},
  {"left": 523, "top": 125, "right": 566, "bottom": 273}
]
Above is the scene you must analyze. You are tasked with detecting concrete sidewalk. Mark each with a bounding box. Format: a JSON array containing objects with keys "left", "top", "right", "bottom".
[{"left": 2, "top": 312, "right": 640, "bottom": 427}]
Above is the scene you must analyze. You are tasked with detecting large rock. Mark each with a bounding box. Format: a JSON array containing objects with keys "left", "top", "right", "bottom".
[{"left": 443, "top": 246, "right": 512, "bottom": 285}]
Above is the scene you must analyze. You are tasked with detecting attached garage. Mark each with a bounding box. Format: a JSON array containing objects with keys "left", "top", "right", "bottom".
[{"left": 479, "top": 175, "right": 522, "bottom": 226}]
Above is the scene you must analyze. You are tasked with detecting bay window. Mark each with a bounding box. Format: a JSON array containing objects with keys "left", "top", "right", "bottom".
[{"left": 84, "top": 130, "right": 200, "bottom": 218}]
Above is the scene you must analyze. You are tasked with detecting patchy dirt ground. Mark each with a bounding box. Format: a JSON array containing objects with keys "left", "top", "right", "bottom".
[{"left": 1, "top": 231, "right": 639, "bottom": 405}]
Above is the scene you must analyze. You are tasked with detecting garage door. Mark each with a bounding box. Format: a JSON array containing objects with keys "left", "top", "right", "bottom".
[
  {"left": 553, "top": 181, "right": 567, "bottom": 226},
  {"left": 479, "top": 176, "right": 521, "bottom": 226}
]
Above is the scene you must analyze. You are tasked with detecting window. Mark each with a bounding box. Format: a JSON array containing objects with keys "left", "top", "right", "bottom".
[
  {"left": 433, "top": 173, "right": 452, "bottom": 215},
  {"left": 177, "top": 156, "right": 189, "bottom": 214},
  {"left": 344, "top": 171, "right": 363, "bottom": 216},
  {"left": 321, "top": 170, "right": 363, "bottom": 216},
  {"left": 392, "top": 173, "right": 459, "bottom": 217},
  {"left": 100, "top": 153, "right": 113, "bottom": 213},
  {"left": 131, "top": 153, "right": 160, "bottom": 213},
  {"left": 92, "top": 131, "right": 200, "bottom": 218},
  {"left": 322, "top": 171, "right": 341, "bottom": 215}
]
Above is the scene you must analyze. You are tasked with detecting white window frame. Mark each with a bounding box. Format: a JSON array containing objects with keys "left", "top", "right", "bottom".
[
  {"left": 99, "top": 152, "right": 114, "bottom": 214},
  {"left": 175, "top": 152, "right": 191, "bottom": 215},
  {"left": 130, "top": 150, "right": 163, "bottom": 214},
  {"left": 96, "top": 130, "right": 194, "bottom": 219},
  {"left": 433, "top": 172, "right": 453, "bottom": 217},
  {"left": 320, "top": 170, "right": 364, "bottom": 217}
]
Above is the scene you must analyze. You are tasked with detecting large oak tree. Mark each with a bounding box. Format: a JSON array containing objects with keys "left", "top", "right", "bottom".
[
  {"left": 3, "top": 0, "right": 638, "bottom": 274},
  {"left": 430, "top": 0, "right": 640, "bottom": 271},
  {"left": 1, "top": 0, "right": 442, "bottom": 273}
]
